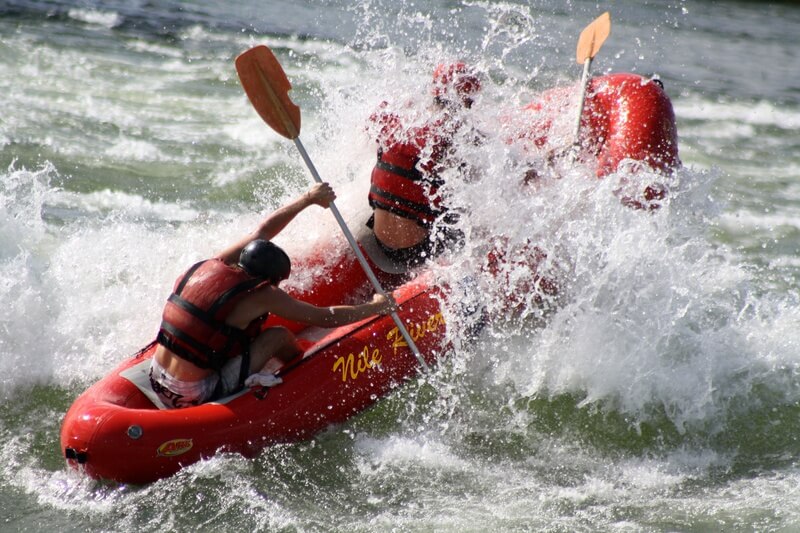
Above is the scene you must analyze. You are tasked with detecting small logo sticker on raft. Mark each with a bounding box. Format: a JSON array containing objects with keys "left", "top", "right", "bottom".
[{"left": 157, "top": 438, "right": 193, "bottom": 457}]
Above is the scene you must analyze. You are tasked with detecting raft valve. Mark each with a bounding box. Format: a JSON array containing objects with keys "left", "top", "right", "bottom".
[{"left": 127, "top": 425, "right": 143, "bottom": 439}]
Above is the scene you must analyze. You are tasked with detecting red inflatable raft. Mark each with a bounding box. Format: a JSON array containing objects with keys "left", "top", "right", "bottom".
[
  {"left": 60, "top": 71, "right": 680, "bottom": 484},
  {"left": 521, "top": 73, "right": 679, "bottom": 207},
  {"left": 61, "top": 259, "right": 448, "bottom": 485}
]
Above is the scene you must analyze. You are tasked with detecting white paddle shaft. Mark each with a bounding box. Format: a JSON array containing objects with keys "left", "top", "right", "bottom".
[{"left": 292, "top": 138, "right": 429, "bottom": 371}]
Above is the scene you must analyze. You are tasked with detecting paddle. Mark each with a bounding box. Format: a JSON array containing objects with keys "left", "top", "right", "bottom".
[
  {"left": 235, "top": 45, "right": 429, "bottom": 371},
  {"left": 571, "top": 11, "right": 611, "bottom": 155}
]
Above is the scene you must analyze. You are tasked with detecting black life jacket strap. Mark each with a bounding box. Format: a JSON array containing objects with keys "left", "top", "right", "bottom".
[
  {"left": 376, "top": 154, "right": 445, "bottom": 188},
  {"left": 237, "top": 348, "right": 251, "bottom": 388},
  {"left": 376, "top": 157, "right": 423, "bottom": 181},
  {"left": 374, "top": 236, "right": 433, "bottom": 266},
  {"left": 369, "top": 185, "right": 440, "bottom": 223},
  {"left": 208, "top": 342, "right": 252, "bottom": 401},
  {"left": 156, "top": 323, "right": 225, "bottom": 370},
  {"left": 207, "top": 277, "right": 266, "bottom": 316},
  {"left": 167, "top": 293, "right": 222, "bottom": 329},
  {"left": 174, "top": 260, "right": 208, "bottom": 295}
]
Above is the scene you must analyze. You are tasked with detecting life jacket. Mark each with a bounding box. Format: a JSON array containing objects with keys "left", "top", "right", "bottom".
[
  {"left": 368, "top": 106, "right": 451, "bottom": 228},
  {"left": 156, "top": 259, "right": 269, "bottom": 372}
]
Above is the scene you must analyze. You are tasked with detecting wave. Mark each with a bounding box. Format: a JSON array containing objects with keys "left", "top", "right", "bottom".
[
  {"left": 3, "top": 2, "right": 800, "bottom": 530},
  {"left": 0, "top": 0, "right": 336, "bottom": 43},
  {"left": 675, "top": 94, "right": 800, "bottom": 131},
  {"left": 5, "top": 37, "right": 798, "bottom": 457},
  {"left": 67, "top": 8, "right": 123, "bottom": 29}
]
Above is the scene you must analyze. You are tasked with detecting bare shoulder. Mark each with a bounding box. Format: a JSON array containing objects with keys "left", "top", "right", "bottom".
[
  {"left": 245, "top": 283, "right": 298, "bottom": 309},
  {"left": 226, "top": 283, "right": 286, "bottom": 328},
  {"left": 247, "top": 283, "right": 283, "bottom": 301}
]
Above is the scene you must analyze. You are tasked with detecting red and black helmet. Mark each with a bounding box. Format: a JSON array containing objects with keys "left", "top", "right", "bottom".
[{"left": 431, "top": 62, "right": 481, "bottom": 106}]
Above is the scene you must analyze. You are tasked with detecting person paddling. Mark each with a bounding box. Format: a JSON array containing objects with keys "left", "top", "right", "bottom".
[
  {"left": 149, "top": 183, "right": 396, "bottom": 409},
  {"left": 364, "top": 62, "right": 482, "bottom": 270}
]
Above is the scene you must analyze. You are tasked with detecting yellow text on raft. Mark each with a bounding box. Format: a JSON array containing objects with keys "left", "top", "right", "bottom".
[{"left": 332, "top": 312, "right": 446, "bottom": 383}]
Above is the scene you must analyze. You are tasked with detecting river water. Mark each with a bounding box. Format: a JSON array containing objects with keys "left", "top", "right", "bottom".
[{"left": 1, "top": 0, "right": 800, "bottom": 531}]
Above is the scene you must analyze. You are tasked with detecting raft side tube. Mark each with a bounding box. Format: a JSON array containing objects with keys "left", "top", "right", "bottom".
[{"left": 60, "top": 275, "right": 448, "bottom": 484}]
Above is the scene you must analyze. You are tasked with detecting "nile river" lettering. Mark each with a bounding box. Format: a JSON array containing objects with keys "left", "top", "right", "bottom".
[
  {"left": 332, "top": 345, "right": 381, "bottom": 382},
  {"left": 331, "top": 312, "right": 446, "bottom": 382}
]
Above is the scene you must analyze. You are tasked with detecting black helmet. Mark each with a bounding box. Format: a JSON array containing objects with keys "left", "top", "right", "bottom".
[{"left": 238, "top": 239, "right": 291, "bottom": 283}]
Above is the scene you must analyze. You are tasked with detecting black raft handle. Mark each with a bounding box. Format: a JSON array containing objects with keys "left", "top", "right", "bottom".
[{"left": 64, "top": 447, "right": 88, "bottom": 464}]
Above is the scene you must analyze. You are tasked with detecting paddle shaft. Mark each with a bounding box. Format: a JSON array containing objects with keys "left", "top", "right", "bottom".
[
  {"left": 571, "top": 57, "right": 592, "bottom": 161},
  {"left": 570, "top": 12, "right": 610, "bottom": 160},
  {"left": 292, "top": 138, "right": 429, "bottom": 371}
]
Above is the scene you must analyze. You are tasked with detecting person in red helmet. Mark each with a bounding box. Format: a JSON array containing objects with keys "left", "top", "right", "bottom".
[
  {"left": 362, "top": 61, "right": 482, "bottom": 274},
  {"left": 431, "top": 61, "right": 481, "bottom": 109},
  {"left": 149, "top": 183, "right": 396, "bottom": 409}
]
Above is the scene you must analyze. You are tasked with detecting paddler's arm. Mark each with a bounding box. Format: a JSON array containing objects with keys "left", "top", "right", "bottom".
[
  {"left": 214, "top": 183, "right": 336, "bottom": 265},
  {"left": 232, "top": 287, "right": 397, "bottom": 328}
]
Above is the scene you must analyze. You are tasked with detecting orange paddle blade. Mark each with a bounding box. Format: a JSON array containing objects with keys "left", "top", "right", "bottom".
[
  {"left": 235, "top": 45, "right": 301, "bottom": 139},
  {"left": 576, "top": 12, "right": 611, "bottom": 65}
]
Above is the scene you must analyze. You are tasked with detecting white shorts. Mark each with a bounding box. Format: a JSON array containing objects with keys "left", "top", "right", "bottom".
[{"left": 148, "top": 356, "right": 244, "bottom": 409}]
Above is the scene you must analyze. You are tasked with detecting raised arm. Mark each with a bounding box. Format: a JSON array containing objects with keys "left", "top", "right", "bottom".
[{"left": 215, "top": 183, "right": 336, "bottom": 265}]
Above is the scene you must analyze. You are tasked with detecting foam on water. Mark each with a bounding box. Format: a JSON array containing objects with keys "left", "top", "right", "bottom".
[
  {"left": 252, "top": 37, "right": 800, "bottom": 474},
  {"left": 0, "top": 164, "right": 63, "bottom": 396},
  {"left": 67, "top": 8, "right": 124, "bottom": 29},
  {"left": 494, "top": 164, "right": 800, "bottom": 432},
  {"left": 675, "top": 94, "right": 800, "bottom": 131}
]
